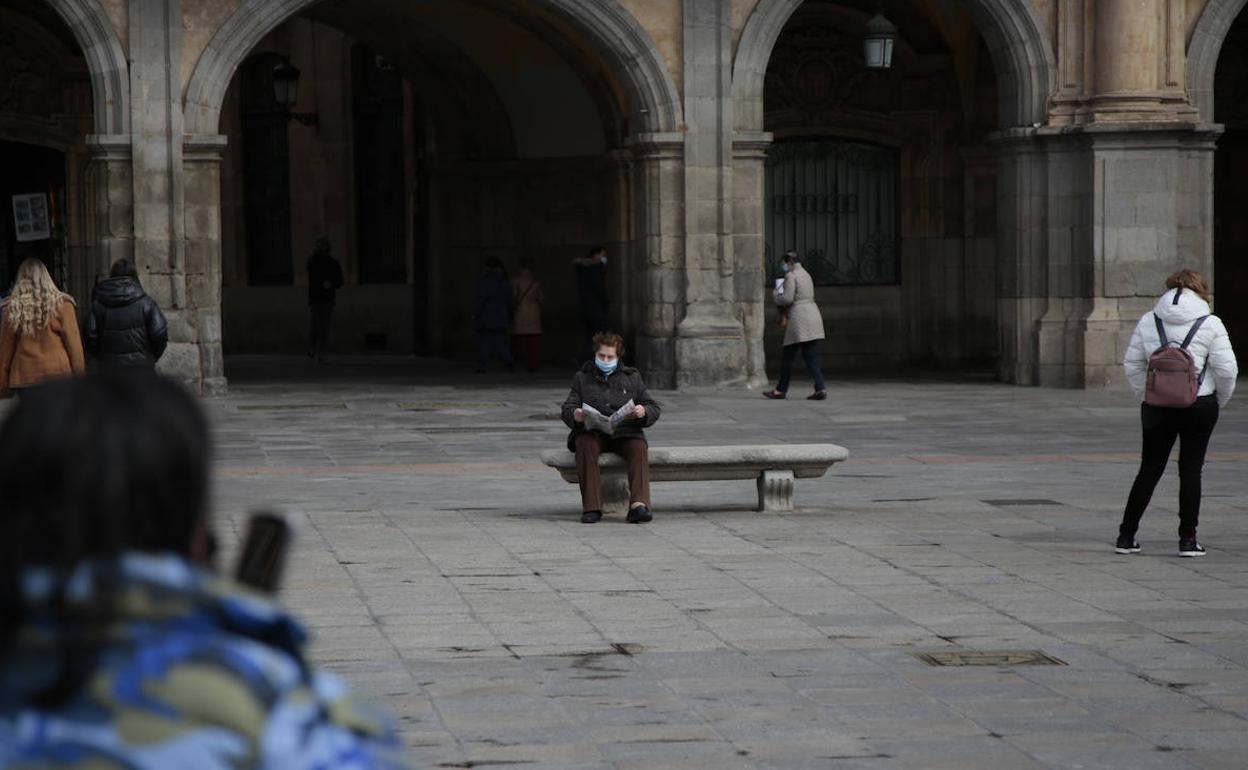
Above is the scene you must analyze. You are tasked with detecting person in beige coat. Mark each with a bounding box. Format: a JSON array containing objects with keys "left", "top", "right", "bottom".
[
  {"left": 0, "top": 258, "right": 86, "bottom": 397},
  {"left": 764, "top": 251, "right": 827, "bottom": 400},
  {"left": 511, "top": 262, "right": 545, "bottom": 371}
]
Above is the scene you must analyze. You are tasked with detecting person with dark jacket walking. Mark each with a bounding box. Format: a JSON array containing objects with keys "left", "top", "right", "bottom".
[
  {"left": 572, "top": 246, "right": 609, "bottom": 359},
  {"left": 84, "top": 259, "right": 168, "bottom": 369},
  {"left": 476, "top": 258, "right": 515, "bottom": 372},
  {"left": 307, "top": 236, "right": 344, "bottom": 362},
  {"left": 560, "top": 331, "right": 661, "bottom": 524}
]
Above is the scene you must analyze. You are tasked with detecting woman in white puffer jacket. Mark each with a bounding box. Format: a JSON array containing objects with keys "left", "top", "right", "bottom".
[{"left": 1117, "top": 270, "right": 1238, "bottom": 558}]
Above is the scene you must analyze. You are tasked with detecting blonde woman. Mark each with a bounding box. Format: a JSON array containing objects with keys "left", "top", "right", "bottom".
[{"left": 0, "top": 258, "right": 86, "bottom": 397}]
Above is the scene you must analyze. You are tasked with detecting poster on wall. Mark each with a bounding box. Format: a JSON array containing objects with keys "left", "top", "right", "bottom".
[{"left": 12, "top": 193, "right": 51, "bottom": 242}]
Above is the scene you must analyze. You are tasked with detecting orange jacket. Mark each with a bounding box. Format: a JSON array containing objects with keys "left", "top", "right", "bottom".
[{"left": 0, "top": 296, "right": 86, "bottom": 393}]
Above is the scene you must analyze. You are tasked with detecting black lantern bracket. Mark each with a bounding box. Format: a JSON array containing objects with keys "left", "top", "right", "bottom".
[{"left": 271, "top": 59, "right": 320, "bottom": 126}]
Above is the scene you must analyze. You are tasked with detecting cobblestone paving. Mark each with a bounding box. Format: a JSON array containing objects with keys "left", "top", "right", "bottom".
[{"left": 208, "top": 356, "right": 1248, "bottom": 769}]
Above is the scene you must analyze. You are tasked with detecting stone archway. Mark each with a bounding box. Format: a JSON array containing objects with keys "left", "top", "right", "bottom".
[
  {"left": 733, "top": 0, "right": 1054, "bottom": 133},
  {"left": 731, "top": 0, "right": 1056, "bottom": 386},
  {"left": 42, "top": 0, "right": 130, "bottom": 136},
  {"left": 1188, "top": 0, "right": 1248, "bottom": 123},
  {"left": 185, "top": 0, "right": 681, "bottom": 136},
  {"left": 181, "top": 0, "right": 686, "bottom": 389}
]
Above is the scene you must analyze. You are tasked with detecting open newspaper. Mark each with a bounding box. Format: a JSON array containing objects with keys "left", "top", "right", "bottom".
[{"left": 581, "top": 399, "right": 635, "bottom": 436}]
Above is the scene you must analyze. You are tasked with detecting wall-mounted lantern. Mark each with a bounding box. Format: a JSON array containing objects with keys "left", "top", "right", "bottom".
[
  {"left": 271, "top": 60, "right": 319, "bottom": 126},
  {"left": 863, "top": 3, "right": 897, "bottom": 70}
]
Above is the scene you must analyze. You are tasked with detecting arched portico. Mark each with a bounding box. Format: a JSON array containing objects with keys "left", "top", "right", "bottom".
[
  {"left": 730, "top": 0, "right": 1057, "bottom": 387},
  {"left": 42, "top": 0, "right": 130, "bottom": 136},
  {"left": 184, "top": 0, "right": 681, "bottom": 136},
  {"left": 732, "top": 0, "right": 1055, "bottom": 133},
  {"left": 1188, "top": 0, "right": 1248, "bottom": 123},
  {"left": 180, "top": 0, "right": 687, "bottom": 390}
]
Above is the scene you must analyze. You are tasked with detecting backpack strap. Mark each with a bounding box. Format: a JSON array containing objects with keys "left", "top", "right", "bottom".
[
  {"left": 1154, "top": 314, "right": 1169, "bottom": 347},
  {"left": 1181, "top": 315, "right": 1211, "bottom": 388},
  {"left": 1179, "top": 315, "right": 1209, "bottom": 350}
]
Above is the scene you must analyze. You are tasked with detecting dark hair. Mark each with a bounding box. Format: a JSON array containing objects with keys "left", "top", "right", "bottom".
[
  {"left": 0, "top": 372, "right": 211, "bottom": 703},
  {"left": 587, "top": 245, "right": 606, "bottom": 258},
  {"left": 783, "top": 250, "right": 801, "bottom": 264},
  {"left": 484, "top": 257, "right": 505, "bottom": 272},
  {"left": 109, "top": 258, "right": 138, "bottom": 279},
  {"left": 592, "top": 331, "right": 625, "bottom": 358}
]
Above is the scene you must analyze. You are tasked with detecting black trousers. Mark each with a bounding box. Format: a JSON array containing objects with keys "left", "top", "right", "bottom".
[
  {"left": 308, "top": 302, "right": 334, "bottom": 358},
  {"left": 1119, "top": 395, "right": 1220, "bottom": 540},
  {"left": 776, "top": 340, "right": 826, "bottom": 393}
]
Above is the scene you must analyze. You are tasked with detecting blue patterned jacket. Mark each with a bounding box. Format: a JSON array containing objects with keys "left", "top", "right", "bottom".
[{"left": 0, "top": 553, "right": 410, "bottom": 769}]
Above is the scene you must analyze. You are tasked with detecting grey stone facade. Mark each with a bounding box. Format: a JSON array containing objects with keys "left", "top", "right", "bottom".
[{"left": 6, "top": 0, "right": 1241, "bottom": 392}]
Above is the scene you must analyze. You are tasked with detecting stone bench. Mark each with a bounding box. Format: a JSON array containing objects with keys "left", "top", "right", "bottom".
[{"left": 540, "top": 444, "right": 849, "bottom": 513}]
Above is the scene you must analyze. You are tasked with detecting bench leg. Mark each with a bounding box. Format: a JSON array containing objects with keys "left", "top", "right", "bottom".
[
  {"left": 603, "top": 473, "right": 630, "bottom": 516},
  {"left": 756, "top": 470, "right": 794, "bottom": 512}
]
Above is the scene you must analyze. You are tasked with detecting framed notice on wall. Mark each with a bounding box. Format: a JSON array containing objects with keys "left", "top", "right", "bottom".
[{"left": 12, "top": 193, "right": 51, "bottom": 242}]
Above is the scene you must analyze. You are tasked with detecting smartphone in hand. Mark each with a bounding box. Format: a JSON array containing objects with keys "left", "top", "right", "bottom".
[{"left": 235, "top": 511, "right": 291, "bottom": 593}]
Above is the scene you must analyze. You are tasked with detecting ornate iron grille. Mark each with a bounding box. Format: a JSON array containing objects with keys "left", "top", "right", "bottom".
[{"left": 765, "top": 140, "right": 898, "bottom": 286}]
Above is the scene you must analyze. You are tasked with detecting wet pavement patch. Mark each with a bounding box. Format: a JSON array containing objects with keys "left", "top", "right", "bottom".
[
  {"left": 238, "top": 402, "right": 347, "bottom": 411},
  {"left": 914, "top": 650, "right": 1066, "bottom": 667},
  {"left": 397, "top": 401, "right": 509, "bottom": 410}
]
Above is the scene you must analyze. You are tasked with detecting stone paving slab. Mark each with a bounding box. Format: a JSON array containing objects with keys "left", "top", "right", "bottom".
[{"left": 198, "top": 356, "right": 1248, "bottom": 768}]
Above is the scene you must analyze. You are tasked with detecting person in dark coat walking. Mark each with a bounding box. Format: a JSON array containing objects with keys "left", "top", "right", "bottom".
[
  {"left": 476, "top": 258, "right": 514, "bottom": 373},
  {"left": 560, "top": 331, "right": 661, "bottom": 524},
  {"left": 572, "top": 246, "right": 609, "bottom": 359},
  {"left": 307, "top": 236, "right": 344, "bottom": 362},
  {"left": 84, "top": 259, "right": 168, "bottom": 369}
]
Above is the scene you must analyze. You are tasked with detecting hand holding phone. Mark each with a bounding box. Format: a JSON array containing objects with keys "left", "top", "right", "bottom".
[{"left": 234, "top": 511, "right": 291, "bottom": 593}]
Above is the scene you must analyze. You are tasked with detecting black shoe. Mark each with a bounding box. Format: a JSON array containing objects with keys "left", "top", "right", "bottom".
[
  {"left": 626, "top": 505, "right": 652, "bottom": 524},
  {"left": 1114, "top": 535, "right": 1141, "bottom": 554},
  {"left": 1178, "top": 538, "right": 1206, "bottom": 557},
  {"left": 581, "top": 510, "right": 602, "bottom": 524}
]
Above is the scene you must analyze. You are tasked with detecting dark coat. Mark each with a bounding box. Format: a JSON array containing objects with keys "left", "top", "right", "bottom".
[
  {"left": 560, "top": 362, "right": 661, "bottom": 451},
  {"left": 476, "top": 270, "right": 513, "bottom": 332},
  {"left": 307, "top": 253, "right": 345, "bottom": 306},
  {"left": 572, "top": 256, "right": 608, "bottom": 330},
  {"left": 84, "top": 277, "right": 168, "bottom": 368}
]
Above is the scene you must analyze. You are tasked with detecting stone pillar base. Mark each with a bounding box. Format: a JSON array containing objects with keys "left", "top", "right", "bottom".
[
  {"left": 675, "top": 309, "right": 747, "bottom": 388},
  {"left": 756, "top": 470, "right": 794, "bottom": 512},
  {"left": 602, "top": 473, "right": 630, "bottom": 516}
]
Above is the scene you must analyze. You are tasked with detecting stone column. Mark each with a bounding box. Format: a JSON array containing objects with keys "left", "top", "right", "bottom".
[
  {"left": 630, "top": 133, "right": 685, "bottom": 390},
  {"left": 677, "top": 0, "right": 746, "bottom": 387},
  {"left": 130, "top": 0, "right": 199, "bottom": 388},
  {"left": 1089, "top": 0, "right": 1194, "bottom": 123},
  {"left": 1080, "top": 126, "right": 1219, "bottom": 387},
  {"left": 183, "top": 135, "right": 229, "bottom": 396},
  {"left": 993, "top": 131, "right": 1049, "bottom": 385},
  {"left": 733, "top": 132, "right": 771, "bottom": 388},
  {"left": 86, "top": 135, "right": 135, "bottom": 279}
]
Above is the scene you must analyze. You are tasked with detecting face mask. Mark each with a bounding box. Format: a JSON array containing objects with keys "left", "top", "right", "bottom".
[
  {"left": 599, "top": 256, "right": 608, "bottom": 266},
  {"left": 782, "top": 263, "right": 790, "bottom": 274},
  {"left": 595, "top": 358, "right": 618, "bottom": 375}
]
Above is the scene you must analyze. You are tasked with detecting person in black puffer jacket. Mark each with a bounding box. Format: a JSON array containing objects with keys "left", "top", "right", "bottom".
[
  {"left": 560, "top": 331, "right": 661, "bottom": 524},
  {"left": 84, "top": 259, "right": 168, "bottom": 369}
]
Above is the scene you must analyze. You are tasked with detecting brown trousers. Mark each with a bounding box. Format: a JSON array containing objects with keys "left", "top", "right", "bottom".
[{"left": 574, "top": 432, "right": 650, "bottom": 512}]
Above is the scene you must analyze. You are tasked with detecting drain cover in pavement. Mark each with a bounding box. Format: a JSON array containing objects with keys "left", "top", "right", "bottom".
[
  {"left": 915, "top": 650, "right": 1066, "bottom": 667},
  {"left": 981, "top": 499, "right": 1064, "bottom": 507}
]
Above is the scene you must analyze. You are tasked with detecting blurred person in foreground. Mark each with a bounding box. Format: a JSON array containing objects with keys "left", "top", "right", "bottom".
[{"left": 0, "top": 372, "right": 409, "bottom": 770}]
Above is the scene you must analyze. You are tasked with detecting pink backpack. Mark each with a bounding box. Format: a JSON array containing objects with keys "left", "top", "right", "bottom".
[{"left": 1145, "top": 313, "right": 1209, "bottom": 408}]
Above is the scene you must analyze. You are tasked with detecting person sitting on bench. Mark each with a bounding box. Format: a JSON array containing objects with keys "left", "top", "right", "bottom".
[{"left": 560, "top": 331, "right": 661, "bottom": 524}]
